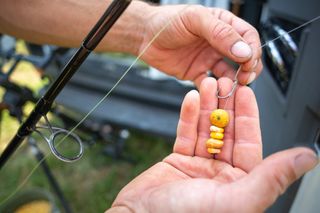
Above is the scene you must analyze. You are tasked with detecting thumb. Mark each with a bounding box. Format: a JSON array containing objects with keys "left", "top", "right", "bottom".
[
  {"left": 240, "top": 147, "right": 318, "bottom": 212},
  {"left": 181, "top": 6, "right": 252, "bottom": 63}
]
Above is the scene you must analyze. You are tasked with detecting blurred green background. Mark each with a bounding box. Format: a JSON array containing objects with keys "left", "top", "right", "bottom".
[{"left": 0, "top": 41, "right": 173, "bottom": 212}]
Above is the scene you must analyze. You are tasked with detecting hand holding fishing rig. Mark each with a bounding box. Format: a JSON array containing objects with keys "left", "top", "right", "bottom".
[
  {"left": 0, "top": 0, "right": 132, "bottom": 168},
  {"left": 206, "top": 15, "right": 320, "bottom": 155},
  {"left": 1, "top": 0, "right": 319, "bottom": 167}
]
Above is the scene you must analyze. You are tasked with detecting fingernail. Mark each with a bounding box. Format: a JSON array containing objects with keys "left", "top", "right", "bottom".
[
  {"left": 295, "top": 152, "right": 318, "bottom": 177},
  {"left": 231, "top": 41, "right": 252, "bottom": 58},
  {"left": 247, "top": 72, "right": 256, "bottom": 85}
]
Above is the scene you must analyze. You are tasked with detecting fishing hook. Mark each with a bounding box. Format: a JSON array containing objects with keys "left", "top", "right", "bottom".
[{"left": 216, "top": 67, "right": 241, "bottom": 99}]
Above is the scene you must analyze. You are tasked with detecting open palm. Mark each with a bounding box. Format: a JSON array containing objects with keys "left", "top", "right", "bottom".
[{"left": 108, "top": 78, "right": 317, "bottom": 213}]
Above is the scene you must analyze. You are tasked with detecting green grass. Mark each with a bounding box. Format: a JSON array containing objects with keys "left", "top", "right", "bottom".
[
  {"left": 0, "top": 41, "right": 173, "bottom": 212},
  {"left": 0, "top": 132, "right": 172, "bottom": 212}
]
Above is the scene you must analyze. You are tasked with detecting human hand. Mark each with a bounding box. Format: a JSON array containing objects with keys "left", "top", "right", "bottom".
[
  {"left": 106, "top": 78, "right": 318, "bottom": 213},
  {"left": 138, "top": 5, "right": 263, "bottom": 87}
]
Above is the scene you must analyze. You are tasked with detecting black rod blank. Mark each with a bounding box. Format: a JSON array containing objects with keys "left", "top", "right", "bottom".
[{"left": 0, "top": 0, "right": 132, "bottom": 169}]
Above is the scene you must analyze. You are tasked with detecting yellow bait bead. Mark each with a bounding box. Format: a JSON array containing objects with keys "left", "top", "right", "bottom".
[
  {"left": 207, "top": 148, "right": 221, "bottom": 154},
  {"left": 206, "top": 138, "right": 224, "bottom": 149},
  {"left": 210, "top": 109, "right": 229, "bottom": 128},
  {"left": 210, "top": 132, "right": 224, "bottom": 140},
  {"left": 210, "top": 125, "right": 224, "bottom": 133}
]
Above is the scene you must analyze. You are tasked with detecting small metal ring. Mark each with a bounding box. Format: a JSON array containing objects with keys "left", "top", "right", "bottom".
[{"left": 48, "top": 129, "right": 84, "bottom": 163}]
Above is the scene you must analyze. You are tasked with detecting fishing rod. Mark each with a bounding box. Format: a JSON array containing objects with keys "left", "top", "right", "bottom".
[{"left": 0, "top": 0, "right": 132, "bottom": 169}]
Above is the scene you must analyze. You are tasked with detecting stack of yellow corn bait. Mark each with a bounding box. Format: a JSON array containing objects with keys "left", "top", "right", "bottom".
[{"left": 206, "top": 109, "right": 229, "bottom": 154}]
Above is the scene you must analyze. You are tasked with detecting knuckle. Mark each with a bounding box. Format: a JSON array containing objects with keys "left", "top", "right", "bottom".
[
  {"left": 184, "top": 4, "right": 206, "bottom": 16},
  {"left": 270, "top": 166, "right": 297, "bottom": 195},
  {"left": 247, "top": 28, "right": 260, "bottom": 39},
  {"left": 211, "top": 22, "right": 234, "bottom": 41},
  {"left": 181, "top": 5, "right": 210, "bottom": 33},
  {"left": 272, "top": 172, "right": 288, "bottom": 195},
  {"left": 212, "top": 8, "right": 231, "bottom": 19},
  {"left": 245, "top": 29, "right": 261, "bottom": 47}
]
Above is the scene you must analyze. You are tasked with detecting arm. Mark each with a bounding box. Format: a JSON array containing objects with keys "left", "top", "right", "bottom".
[
  {"left": 0, "top": 0, "right": 263, "bottom": 85},
  {"left": 0, "top": 0, "right": 147, "bottom": 54}
]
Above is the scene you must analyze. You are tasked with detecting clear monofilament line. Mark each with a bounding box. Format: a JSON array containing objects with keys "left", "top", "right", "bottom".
[
  {"left": 0, "top": 5, "right": 191, "bottom": 207},
  {"left": 260, "top": 15, "right": 320, "bottom": 48},
  {"left": 220, "top": 14, "right": 320, "bottom": 109},
  {"left": 1, "top": 7, "right": 319, "bottom": 207}
]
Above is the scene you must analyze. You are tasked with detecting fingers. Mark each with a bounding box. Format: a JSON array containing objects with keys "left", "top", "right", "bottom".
[
  {"left": 214, "top": 78, "right": 235, "bottom": 164},
  {"left": 211, "top": 59, "right": 237, "bottom": 80},
  {"left": 233, "top": 86, "right": 262, "bottom": 172},
  {"left": 238, "top": 148, "right": 318, "bottom": 212},
  {"left": 174, "top": 90, "right": 200, "bottom": 156},
  {"left": 181, "top": 6, "right": 253, "bottom": 65},
  {"left": 237, "top": 59, "right": 263, "bottom": 85},
  {"left": 194, "top": 73, "right": 208, "bottom": 88},
  {"left": 195, "top": 77, "right": 218, "bottom": 158},
  {"left": 211, "top": 8, "right": 263, "bottom": 85},
  {"left": 184, "top": 45, "right": 222, "bottom": 88}
]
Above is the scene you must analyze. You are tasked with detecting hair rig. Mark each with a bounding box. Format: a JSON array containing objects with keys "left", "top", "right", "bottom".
[{"left": 206, "top": 68, "right": 240, "bottom": 154}]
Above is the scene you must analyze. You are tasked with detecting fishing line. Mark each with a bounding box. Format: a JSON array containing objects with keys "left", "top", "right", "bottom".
[
  {"left": 260, "top": 15, "right": 320, "bottom": 48},
  {"left": 1, "top": 6, "right": 319, "bottom": 207},
  {"left": 219, "top": 14, "right": 320, "bottom": 110},
  {"left": 0, "top": 5, "right": 190, "bottom": 206}
]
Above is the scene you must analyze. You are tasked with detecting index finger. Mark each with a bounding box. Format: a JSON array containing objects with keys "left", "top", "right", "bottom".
[{"left": 213, "top": 9, "right": 263, "bottom": 84}]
